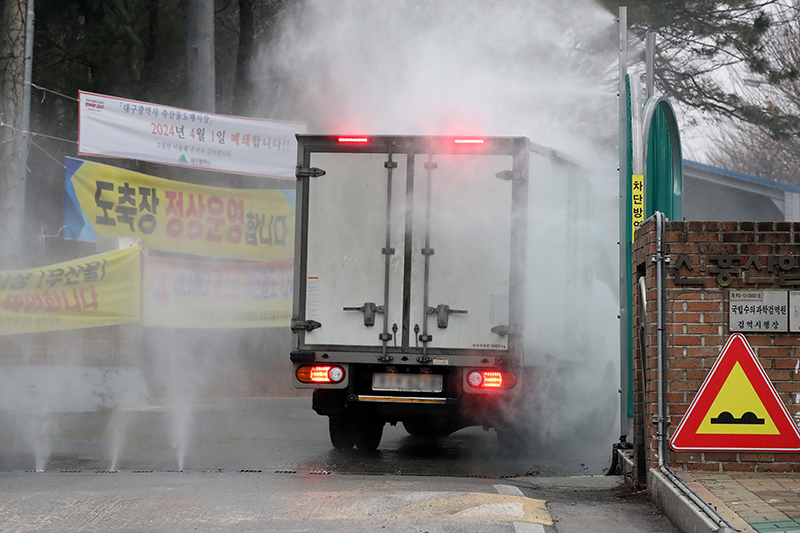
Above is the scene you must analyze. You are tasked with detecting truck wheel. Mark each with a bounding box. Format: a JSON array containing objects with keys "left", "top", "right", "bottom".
[
  {"left": 355, "top": 420, "right": 384, "bottom": 452},
  {"left": 329, "top": 416, "right": 356, "bottom": 450}
]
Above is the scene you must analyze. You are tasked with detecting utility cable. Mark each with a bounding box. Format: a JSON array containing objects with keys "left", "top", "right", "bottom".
[
  {"left": 29, "top": 82, "right": 78, "bottom": 102},
  {"left": 0, "top": 121, "right": 74, "bottom": 169}
]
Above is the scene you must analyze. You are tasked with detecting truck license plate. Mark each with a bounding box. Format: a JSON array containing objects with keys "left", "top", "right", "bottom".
[{"left": 372, "top": 373, "right": 443, "bottom": 393}]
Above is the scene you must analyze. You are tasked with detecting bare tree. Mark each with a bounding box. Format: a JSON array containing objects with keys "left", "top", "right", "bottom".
[
  {"left": 708, "top": 9, "right": 800, "bottom": 185},
  {"left": 0, "top": 0, "right": 27, "bottom": 265}
]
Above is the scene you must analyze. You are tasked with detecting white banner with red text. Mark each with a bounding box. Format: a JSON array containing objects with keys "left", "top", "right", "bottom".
[{"left": 78, "top": 91, "right": 306, "bottom": 179}]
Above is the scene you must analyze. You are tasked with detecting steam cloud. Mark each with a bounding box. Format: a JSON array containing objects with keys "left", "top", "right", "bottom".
[
  {"left": 0, "top": 0, "right": 621, "bottom": 473},
  {"left": 261, "top": 0, "right": 622, "bottom": 469}
]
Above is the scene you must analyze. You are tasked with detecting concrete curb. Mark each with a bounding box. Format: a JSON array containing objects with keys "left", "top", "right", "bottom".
[
  {"left": 649, "top": 468, "right": 720, "bottom": 533},
  {"left": 512, "top": 475, "right": 625, "bottom": 491}
]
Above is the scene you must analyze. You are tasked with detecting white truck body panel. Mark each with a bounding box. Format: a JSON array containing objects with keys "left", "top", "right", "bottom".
[{"left": 294, "top": 137, "right": 522, "bottom": 356}]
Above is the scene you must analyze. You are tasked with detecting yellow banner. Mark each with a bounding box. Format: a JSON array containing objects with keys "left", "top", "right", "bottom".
[
  {"left": 65, "top": 157, "right": 295, "bottom": 261},
  {"left": 0, "top": 247, "right": 141, "bottom": 335},
  {"left": 632, "top": 173, "right": 644, "bottom": 241},
  {"left": 142, "top": 255, "right": 292, "bottom": 328}
]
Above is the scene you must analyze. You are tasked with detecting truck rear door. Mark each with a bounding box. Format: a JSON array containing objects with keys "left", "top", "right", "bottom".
[
  {"left": 293, "top": 136, "right": 527, "bottom": 361},
  {"left": 409, "top": 153, "right": 514, "bottom": 352},
  {"left": 301, "top": 150, "right": 407, "bottom": 348}
]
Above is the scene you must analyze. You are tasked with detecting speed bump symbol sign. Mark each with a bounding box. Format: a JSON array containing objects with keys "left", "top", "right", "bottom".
[{"left": 670, "top": 333, "right": 800, "bottom": 452}]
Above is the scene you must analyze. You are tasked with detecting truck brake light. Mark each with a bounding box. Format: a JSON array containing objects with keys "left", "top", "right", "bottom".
[
  {"left": 454, "top": 138, "right": 485, "bottom": 144},
  {"left": 296, "top": 365, "right": 345, "bottom": 384},
  {"left": 337, "top": 137, "right": 369, "bottom": 143},
  {"left": 466, "top": 370, "right": 517, "bottom": 389}
]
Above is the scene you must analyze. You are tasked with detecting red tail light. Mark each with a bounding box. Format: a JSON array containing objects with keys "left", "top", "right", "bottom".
[
  {"left": 296, "top": 365, "right": 345, "bottom": 384},
  {"left": 337, "top": 137, "right": 369, "bottom": 143},
  {"left": 466, "top": 370, "right": 517, "bottom": 390},
  {"left": 454, "top": 138, "right": 485, "bottom": 144}
]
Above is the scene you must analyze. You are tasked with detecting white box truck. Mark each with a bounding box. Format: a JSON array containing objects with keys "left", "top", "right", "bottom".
[{"left": 290, "top": 135, "right": 593, "bottom": 451}]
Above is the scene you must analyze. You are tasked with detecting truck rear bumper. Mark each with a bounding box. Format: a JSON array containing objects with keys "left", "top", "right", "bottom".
[
  {"left": 354, "top": 395, "right": 447, "bottom": 404},
  {"left": 311, "top": 388, "right": 517, "bottom": 429}
]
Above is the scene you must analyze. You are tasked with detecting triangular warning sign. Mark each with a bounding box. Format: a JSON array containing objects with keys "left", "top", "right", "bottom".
[{"left": 671, "top": 333, "right": 800, "bottom": 452}]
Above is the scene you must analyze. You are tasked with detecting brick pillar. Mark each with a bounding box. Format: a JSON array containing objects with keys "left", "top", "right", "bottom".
[{"left": 633, "top": 220, "right": 800, "bottom": 474}]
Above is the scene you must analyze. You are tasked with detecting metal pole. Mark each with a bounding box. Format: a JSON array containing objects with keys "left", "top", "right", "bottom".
[
  {"left": 655, "top": 212, "right": 665, "bottom": 467},
  {"left": 645, "top": 32, "right": 655, "bottom": 100},
  {"left": 618, "top": 6, "right": 631, "bottom": 443},
  {"left": 187, "top": 0, "right": 215, "bottom": 113},
  {"left": 652, "top": 211, "right": 737, "bottom": 532}
]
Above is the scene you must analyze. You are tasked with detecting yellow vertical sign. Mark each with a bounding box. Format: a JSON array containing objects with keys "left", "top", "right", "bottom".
[{"left": 632, "top": 174, "right": 644, "bottom": 241}]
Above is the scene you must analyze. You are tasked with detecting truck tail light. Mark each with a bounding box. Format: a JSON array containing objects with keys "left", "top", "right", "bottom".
[
  {"left": 337, "top": 137, "right": 369, "bottom": 143},
  {"left": 466, "top": 370, "right": 517, "bottom": 390},
  {"left": 454, "top": 138, "right": 485, "bottom": 144},
  {"left": 296, "top": 365, "right": 345, "bottom": 384}
]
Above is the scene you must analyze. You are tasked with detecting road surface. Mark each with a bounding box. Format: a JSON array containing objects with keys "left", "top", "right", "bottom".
[{"left": 0, "top": 397, "right": 677, "bottom": 532}]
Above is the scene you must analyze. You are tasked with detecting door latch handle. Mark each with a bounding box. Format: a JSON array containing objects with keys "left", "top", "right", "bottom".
[
  {"left": 291, "top": 320, "right": 321, "bottom": 332},
  {"left": 427, "top": 304, "right": 467, "bottom": 329},
  {"left": 343, "top": 302, "right": 384, "bottom": 327}
]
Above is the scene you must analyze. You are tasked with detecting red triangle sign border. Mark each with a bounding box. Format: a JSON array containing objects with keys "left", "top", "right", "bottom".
[{"left": 670, "top": 333, "right": 800, "bottom": 452}]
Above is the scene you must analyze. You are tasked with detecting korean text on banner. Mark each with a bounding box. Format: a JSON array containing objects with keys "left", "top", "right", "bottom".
[
  {"left": 0, "top": 247, "right": 141, "bottom": 335},
  {"left": 78, "top": 91, "right": 306, "bottom": 179},
  {"left": 64, "top": 158, "right": 296, "bottom": 262},
  {"left": 142, "top": 255, "right": 292, "bottom": 329}
]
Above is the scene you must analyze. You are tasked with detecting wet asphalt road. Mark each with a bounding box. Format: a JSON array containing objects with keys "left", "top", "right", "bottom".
[
  {"left": 0, "top": 397, "right": 609, "bottom": 476},
  {"left": 0, "top": 398, "right": 678, "bottom": 532}
]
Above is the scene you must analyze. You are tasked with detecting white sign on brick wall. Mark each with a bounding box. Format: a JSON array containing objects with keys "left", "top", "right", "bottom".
[
  {"left": 729, "top": 290, "right": 788, "bottom": 332},
  {"left": 788, "top": 291, "right": 800, "bottom": 332}
]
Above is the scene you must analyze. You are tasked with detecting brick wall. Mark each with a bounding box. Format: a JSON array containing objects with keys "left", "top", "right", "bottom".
[
  {"left": 633, "top": 220, "right": 800, "bottom": 474},
  {"left": 0, "top": 323, "right": 141, "bottom": 366},
  {"left": 0, "top": 325, "right": 306, "bottom": 398}
]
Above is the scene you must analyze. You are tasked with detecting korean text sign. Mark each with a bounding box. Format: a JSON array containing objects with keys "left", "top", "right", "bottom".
[
  {"left": 64, "top": 158, "right": 296, "bottom": 262},
  {"left": 78, "top": 91, "right": 306, "bottom": 179},
  {"left": 0, "top": 247, "right": 141, "bottom": 335},
  {"left": 142, "top": 255, "right": 292, "bottom": 329}
]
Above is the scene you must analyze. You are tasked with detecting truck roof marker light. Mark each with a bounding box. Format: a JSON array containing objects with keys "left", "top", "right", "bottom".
[
  {"left": 337, "top": 137, "right": 369, "bottom": 143},
  {"left": 454, "top": 138, "right": 485, "bottom": 144},
  {"left": 296, "top": 365, "right": 345, "bottom": 384}
]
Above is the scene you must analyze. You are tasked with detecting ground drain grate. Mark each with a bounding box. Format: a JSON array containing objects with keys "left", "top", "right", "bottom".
[
  {"left": 274, "top": 470, "right": 297, "bottom": 474},
  {"left": 59, "top": 470, "right": 81, "bottom": 473},
  {"left": 238, "top": 469, "right": 263, "bottom": 473},
  {"left": 393, "top": 472, "right": 489, "bottom": 479},
  {"left": 95, "top": 470, "right": 119, "bottom": 474},
  {"left": 308, "top": 470, "right": 333, "bottom": 475},
  {"left": 132, "top": 470, "right": 153, "bottom": 474}
]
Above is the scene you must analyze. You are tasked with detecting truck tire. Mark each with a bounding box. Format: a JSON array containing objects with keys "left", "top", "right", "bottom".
[
  {"left": 355, "top": 420, "right": 384, "bottom": 452},
  {"left": 329, "top": 416, "right": 356, "bottom": 450}
]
